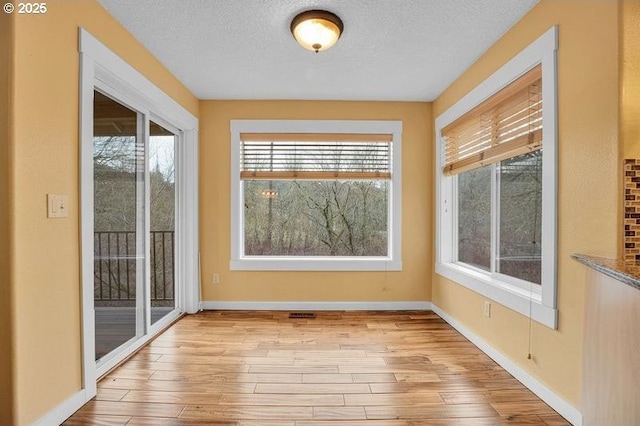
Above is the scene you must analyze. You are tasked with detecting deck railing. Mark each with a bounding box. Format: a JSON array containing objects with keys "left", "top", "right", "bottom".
[{"left": 94, "top": 231, "right": 174, "bottom": 304}]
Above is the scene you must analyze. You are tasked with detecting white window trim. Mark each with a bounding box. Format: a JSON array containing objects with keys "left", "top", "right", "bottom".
[
  {"left": 79, "top": 28, "right": 200, "bottom": 398},
  {"left": 230, "top": 119, "right": 403, "bottom": 271},
  {"left": 435, "top": 26, "right": 558, "bottom": 329}
]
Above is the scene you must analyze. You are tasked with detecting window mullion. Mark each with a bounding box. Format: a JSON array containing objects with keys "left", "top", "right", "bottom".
[
  {"left": 491, "top": 162, "right": 500, "bottom": 275},
  {"left": 139, "top": 112, "right": 150, "bottom": 338},
  {"left": 452, "top": 174, "right": 459, "bottom": 263}
]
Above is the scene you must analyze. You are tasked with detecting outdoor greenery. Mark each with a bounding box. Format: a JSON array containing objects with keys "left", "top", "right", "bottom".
[
  {"left": 93, "top": 135, "right": 175, "bottom": 233},
  {"left": 457, "top": 150, "right": 542, "bottom": 284},
  {"left": 458, "top": 165, "right": 492, "bottom": 271},
  {"left": 93, "top": 134, "right": 176, "bottom": 303},
  {"left": 244, "top": 179, "right": 388, "bottom": 257}
]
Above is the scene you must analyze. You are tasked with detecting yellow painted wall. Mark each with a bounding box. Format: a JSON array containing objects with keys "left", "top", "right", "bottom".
[
  {"left": 0, "top": 12, "right": 15, "bottom": 426},
  {"left": 10, "top": 1, "right": 198, "bottom": 423},
  {"left": 622, "top": 1, "right": 640, "bottom": 159},
  {"left": 433, "top": 1, "right": 619, "bottom": 405},
  {"left": 199, "top": 101, "right": 432, "bottom": 303}
]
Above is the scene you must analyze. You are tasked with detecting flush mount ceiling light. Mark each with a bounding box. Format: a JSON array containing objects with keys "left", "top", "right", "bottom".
[{"left": 290, "top": 10, "right": 344, "bottom": 53}]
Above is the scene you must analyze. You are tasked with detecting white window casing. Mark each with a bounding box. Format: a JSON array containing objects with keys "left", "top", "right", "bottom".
[
  {"left": 435, "top": 26, "right": 558, "bottom": 329},
  {"left": 230, "top": 120, "right": 403, "bottom": 271}
]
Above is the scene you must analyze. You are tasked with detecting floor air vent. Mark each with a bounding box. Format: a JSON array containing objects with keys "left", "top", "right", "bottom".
[{"left": 289, "top": 312, "right": 316, "bottom": 319}]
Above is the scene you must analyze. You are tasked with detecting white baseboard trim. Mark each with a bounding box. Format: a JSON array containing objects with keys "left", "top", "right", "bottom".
[
  {"left": 33, "top": 388, "right": 89, "bottom": 426},
  {"left": 431, "top": 304, "right": 582, "bottom": 426},
  {"left": 202, "top": 301, "right": 432, "bottom": 311}
]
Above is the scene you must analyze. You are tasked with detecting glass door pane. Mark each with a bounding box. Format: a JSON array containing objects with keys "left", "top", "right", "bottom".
[
  {"left": 149, "top": 121, "right": 177, "bottom": 325},
  {"left": 93, "top": 91, "right": 145, "bottom": 361}
]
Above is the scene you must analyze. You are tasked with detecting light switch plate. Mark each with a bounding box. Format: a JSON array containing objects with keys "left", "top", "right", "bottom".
[{"left": 47, "top": 194, "right": 69, "bottom": 218}]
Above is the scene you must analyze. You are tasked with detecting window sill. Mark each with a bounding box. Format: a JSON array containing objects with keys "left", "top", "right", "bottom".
[
  {"left": 230, "top": 257, "right": 402, "bottom": 272},
  {"left": 435, "top": 261, "right": 557, "bottom": 329}
]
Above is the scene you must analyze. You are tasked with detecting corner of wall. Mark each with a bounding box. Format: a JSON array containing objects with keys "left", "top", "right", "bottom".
[
  {"left": 9, "top": 2, "right": 199, "bottom": 423},
  {"left": 620, "top": 1, "right": 640, "bottom": 257},
  {"left": 431, "top": 0, "right": 620, "bottom": 408},
  {"left": 0, "top": 10, "right": 16, "bottom": 426}
]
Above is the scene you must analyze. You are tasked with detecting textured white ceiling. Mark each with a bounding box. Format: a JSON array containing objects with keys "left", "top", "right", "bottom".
[{"left": 97, "top": 0, "right": 539, "bottom": 101}]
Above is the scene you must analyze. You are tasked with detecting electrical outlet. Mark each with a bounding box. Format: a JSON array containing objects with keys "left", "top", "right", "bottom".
[
  {"left": 483, "top": 301, "right": 491, "bottom": 318},
  {"left": 213, "top": 273, "right": 220, "bottom": 284}
]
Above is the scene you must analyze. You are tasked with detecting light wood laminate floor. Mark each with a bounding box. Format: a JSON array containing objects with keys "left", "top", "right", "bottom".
[{"left": 65, "top": 310, "right": 571, "bottom": 425}]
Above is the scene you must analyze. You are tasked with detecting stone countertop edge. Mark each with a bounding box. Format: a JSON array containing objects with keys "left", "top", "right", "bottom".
[{"left": 572, "top": 253, "right": 640, "bottom": 291}]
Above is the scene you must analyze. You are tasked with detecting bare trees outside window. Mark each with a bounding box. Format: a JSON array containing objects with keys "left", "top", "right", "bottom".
[
  {"left": 244, "top": 180, "right": 388, "bottom": 256},
  {"left": 240, "top": 135, "right": 392, "bottom": 258},
  {"left": 458, "top": 165, "right": 491, "bottom": 271},
  {"left": 456, "top": 150, "right": 542, "bottom": 285},
  {"left": 498, "top": 150, "right": 542, "bottom": 284}
]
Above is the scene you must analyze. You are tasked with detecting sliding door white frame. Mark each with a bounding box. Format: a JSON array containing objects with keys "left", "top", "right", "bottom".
[{"left": 79, "top": 28, "right": 199, "bottom": 397}]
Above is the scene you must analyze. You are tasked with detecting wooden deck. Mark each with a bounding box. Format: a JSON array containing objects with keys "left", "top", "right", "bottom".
[
  {"left": 67, "top": 310, "right": 570, "bottom": 425},
  {"left": 96, "top": 307, "right": 174, "bottom": 360}
]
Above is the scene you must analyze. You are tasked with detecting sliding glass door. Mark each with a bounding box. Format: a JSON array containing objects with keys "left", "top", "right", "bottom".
[
  {"left": 93, "top": 91, "right": 145, "bottom": 362},
  {"left": 149, "top": 121, "right": 177, "bottom": 325},
  {"left": 80, "top": 28, "right": 199, "bottom": 399},
  {"left": 92, "top": 91, "right": 178, "bottom": 367}
]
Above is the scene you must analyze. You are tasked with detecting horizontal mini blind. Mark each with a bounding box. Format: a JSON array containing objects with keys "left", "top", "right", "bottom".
[
  {"left": 441, "top": 65, "right": 542, "bottom": 175},
  {"left": 240, "top": 133, "right": 392, "bottom": 180}
]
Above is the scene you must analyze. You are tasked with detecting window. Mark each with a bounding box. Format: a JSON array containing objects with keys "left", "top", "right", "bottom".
[
  {"left": 435, "top": 26, "right": 558, "bottom": 328},
  {"left": 230, "top": 120, "right": 402, "bottom": 271}
]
